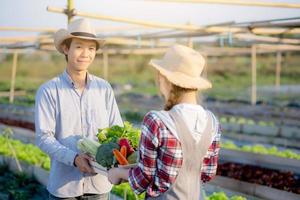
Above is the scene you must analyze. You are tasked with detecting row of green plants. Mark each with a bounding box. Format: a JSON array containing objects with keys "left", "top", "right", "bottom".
[
  {"left": 0, "top": 128, "right": 248, "bottom": 200},
  {"left": 1, "top": 129, "right": 299, "bottom": 171},
  {"left": 222, "top": 141, "right": 300, "bottom": 160},
  {"left": 122, "top": 111, "right": 278, "bottom": 128},
  {"left": 0, "top": 129, "right": 50, "bottom": 170},
  {"left": 1, "top": 129, "right": 299, "bottom": 167},
  {"left": 205, "top": 192, "right": 246, "bottom": 200},
  {"left": 101, "top": 183, "right": 247, "bottom": 200},
  {"left": 2, "top": 126, "right": 300, "bottom": 199},
  {"left": 219, "top": 116, "right": 275, "bottom": 127}
]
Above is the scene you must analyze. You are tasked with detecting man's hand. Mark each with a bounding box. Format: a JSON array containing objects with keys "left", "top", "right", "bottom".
[{"left": 74, "top": 153, "right": 95, "bottom": 174}]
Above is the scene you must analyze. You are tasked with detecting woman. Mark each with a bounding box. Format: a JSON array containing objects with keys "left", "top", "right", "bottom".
[{"left": 108, "top": 44, "right": 221, "bottom": 200}]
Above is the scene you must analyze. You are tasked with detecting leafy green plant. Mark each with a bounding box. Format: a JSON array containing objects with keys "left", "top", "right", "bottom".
[
  {"left": 0, "top": 132, "right": 252, "bottom": 200},
  {"left": 205, "top": 192, "right": 246, "bottom": 200},
  {"left": 112, "top": 182, "right": 145, "bottom": 200},
  {"left": 97, "top": 121, "right": 141, "bottom": 149},
  {"left": 0, "top": 133, "right": 50, "bottom": 170},
  {"left": 221, "top": 141, "right": 300, "bottom": 160},
  {"left": 220, "top": 116, "right": 274, "bottom": 127}
]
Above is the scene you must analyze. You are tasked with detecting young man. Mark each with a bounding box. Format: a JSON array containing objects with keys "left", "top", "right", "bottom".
[{"left": 35, "top": 18, "right": 123, "bottom": 200}]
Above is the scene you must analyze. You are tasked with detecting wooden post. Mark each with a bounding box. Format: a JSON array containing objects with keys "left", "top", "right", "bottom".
[
  {"left": 103, "top": 50, "right": 108, "bottom": 80},
  {"left": 67, "top": 0, "right": 74, "bottom": 23},
  {"left": 9, "top": 51, "right": 18, "bottom": 104},
  {"left": 251, "top": 45, "right": 257, "bottom": 106},
  {"left": 275, "top": 51, "right": 282, "bottom": 90}
]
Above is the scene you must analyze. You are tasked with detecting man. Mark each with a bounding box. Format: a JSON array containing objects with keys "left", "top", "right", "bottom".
[{"left": 35, "top": 18, "right": 123, "bottom": 200}]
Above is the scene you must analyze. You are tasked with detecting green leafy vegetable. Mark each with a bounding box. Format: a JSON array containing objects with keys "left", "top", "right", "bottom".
[
  {"left": 95, "top": 142, "right": 120, "bottom": 168},
  {"left": 97, "top": 121, "right": 141, "bottom": 149},
  {"left": 77, "top": 138, "right": 100, "bottom": 158},
  {"left": 222, "top": 141, "right": 300, "bottom": 160}
]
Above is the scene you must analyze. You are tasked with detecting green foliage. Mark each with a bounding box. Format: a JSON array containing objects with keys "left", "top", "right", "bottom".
[
  {"left": 111, "top": 186, "right": 247, "bottom": 200},
  {"left": 97, "top": 121, "right": 141, "bottom": 149},
  {"left": 205, "top": 192, "right": 246, "bottom": 200},
  {"left": 1, "top": 52, "right": 300, "bottom": 106},
  {"left": 77, "top": 138, "right": 100, "bottom": 158},
  {"left": 220, "top": 116, "right": 274, "bottom": 127},
  {"left": 127, "top": 151, "right": 138, "bottom": 164},
  {"left": 0, "top": 130, "right": 252, "bottom": 200},
  {"left": 112, "top": 182, "right": 145, "bottom": 200},
  {"left": 0, "top": 133, "right": 50, "bottom": 170},
  {"left": 221, "top": 141, "right": 300, "bottom": 160},
  {"left": 96, "top": 142, "right": 120, "bottom": 168}
]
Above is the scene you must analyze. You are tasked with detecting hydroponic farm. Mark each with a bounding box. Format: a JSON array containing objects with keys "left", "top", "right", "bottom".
[{"left": 0, "top": 0, "right": 300, "bottom": 200}]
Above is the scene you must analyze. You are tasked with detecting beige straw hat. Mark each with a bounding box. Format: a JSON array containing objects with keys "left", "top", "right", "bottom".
[
  {"left": 149, "top": 44, "right": 212, "bottom": 90},
  {"left": 54, "top": 18, "right": 105, "bottom": 54}
]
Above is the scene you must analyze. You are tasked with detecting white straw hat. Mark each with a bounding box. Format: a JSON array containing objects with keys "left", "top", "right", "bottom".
[
  {"left": 149, "top": 44, "right": 212, "bottom": 90},
  {"left": 54, "top": 18, "right": 105, "bottom": 54}
]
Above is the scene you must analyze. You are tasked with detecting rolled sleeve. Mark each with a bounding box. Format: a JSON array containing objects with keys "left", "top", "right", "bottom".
[
  {"left": 201, "top": 123, "right": 221, "bottom": 183},
  {"left": 128, "top": 167, "right": 150, "bottom": 194}
]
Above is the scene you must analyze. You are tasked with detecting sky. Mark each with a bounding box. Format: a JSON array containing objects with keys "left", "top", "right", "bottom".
[{"left": 0, "top": 0, "right": 300, "bottom": 37}]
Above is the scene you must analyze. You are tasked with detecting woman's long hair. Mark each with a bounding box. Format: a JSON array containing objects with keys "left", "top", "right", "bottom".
[{"left": 164, "top": 84, "right": 198, "bottom": 111}]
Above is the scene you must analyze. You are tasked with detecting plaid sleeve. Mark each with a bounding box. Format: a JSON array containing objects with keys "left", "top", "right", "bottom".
[
  {"left": 128, "top": 111, "right": 182, "bottom": 197},
  {"left": 128, "top": 112, "right": 160, "bottom": 194},
  {"left": 200, "top": 123, "right": 221, "bottom": 183}
]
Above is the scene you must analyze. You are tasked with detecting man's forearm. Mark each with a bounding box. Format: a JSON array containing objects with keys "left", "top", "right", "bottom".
[{"left": 36, "top": 131, "right": 77, "bottom": 166}]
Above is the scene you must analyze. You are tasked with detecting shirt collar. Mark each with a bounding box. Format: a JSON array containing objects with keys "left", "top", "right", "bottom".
[{"left": 62, "top": 69, "right": 92, "bottom": 89}]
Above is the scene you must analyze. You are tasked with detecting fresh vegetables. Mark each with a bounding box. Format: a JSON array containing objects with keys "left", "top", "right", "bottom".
[
  {"left": 97, "top": 121, "right": 140, "bottom": 149},
  {"left": 96, "top": 122, "right": 140, "bottom": 167},
  {"left": 77, "top": 138, "right": 100, "bottom": 158},
  {"left": 113, "top": 149, "right": 129, "bottom": 165},
  {"left": 95, "top": 142, "right": 120, "bottom": 168},
  {"left": 120, "top": 145, "right": 127, "bottom": 158},
  {"left": 127, "top": 151, "right": 138, "bottom": 164},
  {"left": 119, "top": 138, "right": 135, "bottom": 155},
  {"left": 75, "top": 121, "right": 141, "bottom": 169}
]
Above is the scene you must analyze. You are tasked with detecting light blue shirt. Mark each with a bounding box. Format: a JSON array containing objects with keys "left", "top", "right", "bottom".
[{"left": 35, "top": 70, "right": 123, "bottom": 198}]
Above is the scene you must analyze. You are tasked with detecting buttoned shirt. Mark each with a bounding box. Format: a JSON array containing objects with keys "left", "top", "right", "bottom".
[{"left": 35, "top": 70, "right": 123, "bottom": 198}]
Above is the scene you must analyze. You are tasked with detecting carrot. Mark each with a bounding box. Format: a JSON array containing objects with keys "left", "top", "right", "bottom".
[
  {"left": 120, "top": 145, "right": 127, "bottom": 158},
  {"left": 113, "top": 149, "right": 129, "bottom": 165}
]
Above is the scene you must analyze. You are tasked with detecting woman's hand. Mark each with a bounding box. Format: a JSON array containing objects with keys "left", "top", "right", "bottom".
[{"left": 108, "top": 168, "right": 129, "bottom": 185}]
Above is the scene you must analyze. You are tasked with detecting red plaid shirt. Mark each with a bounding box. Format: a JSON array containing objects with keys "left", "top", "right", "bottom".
[{"left": 128, "top": 111, "right": 221, "bottom": 197}]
